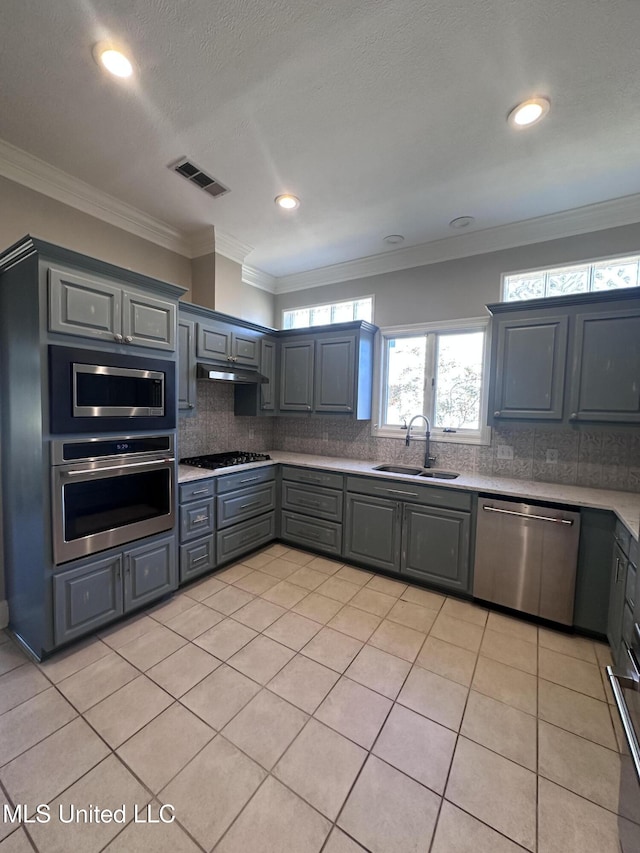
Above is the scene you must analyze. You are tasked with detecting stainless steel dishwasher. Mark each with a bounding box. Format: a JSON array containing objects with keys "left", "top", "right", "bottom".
[{"left": 473, "top": 496, "right": 581, "bottom": 625}]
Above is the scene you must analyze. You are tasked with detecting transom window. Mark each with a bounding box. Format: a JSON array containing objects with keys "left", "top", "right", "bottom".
[
  {"left": 374, "top": 319, "right": 491, "bottom": 444},
  {"left": 282, "top": 297, "right": 373, "bottom": 329},
  {"left": 503, "top": 253, "right": 640, "bottom": 302}
]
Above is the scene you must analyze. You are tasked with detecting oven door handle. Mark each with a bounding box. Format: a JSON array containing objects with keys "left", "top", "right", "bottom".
[
  {"left": 60, "top": 458, "right": 174, "bottom": 477},
  {"left": 607, "top": 664, "right": 640, "bottom": 783}
]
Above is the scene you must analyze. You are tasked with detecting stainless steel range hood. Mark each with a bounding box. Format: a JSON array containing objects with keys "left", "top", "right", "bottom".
[{"left": 196, "top": 363, "right": 268, "bottom": 384}]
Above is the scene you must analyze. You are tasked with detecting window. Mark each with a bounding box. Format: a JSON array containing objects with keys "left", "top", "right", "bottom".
[
  {"left": 282, "top": 296, "right": 373, "bottom": 329},
  {"left": 374, "top": 318, "right": 491, "bottom": 444},
  {"left": 503, "top": 253, "right": 640, "bottom": 302}
]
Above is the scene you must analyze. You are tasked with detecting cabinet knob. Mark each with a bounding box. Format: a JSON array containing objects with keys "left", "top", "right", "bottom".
[
  {"left": 570, "top": 413, "right": 577, "bottom": 420},
  {"left": 114, "top": 333, "right": 123, "bottom": 342},
  {"left": 306, "top": 405, "right": 311, "bottom": 410},
  {"left": 494, "top": 411, "right": 501, "bottom": 417},
  {"left": 125, "top": 335, "right": 133, "bottom": 343},
  {"left": 346, "top": 406, "right": 353, "bottom": 412},
  {"left": 188, "top": 403, "right": 195, "bottom": 409},
  {"left": 227, "top": 355, "right": 233, "bottom": 361}
]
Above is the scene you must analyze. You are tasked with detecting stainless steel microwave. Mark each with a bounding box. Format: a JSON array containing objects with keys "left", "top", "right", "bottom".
[{"left": 49, "top": 345, "right": 176, "bottom": 433}]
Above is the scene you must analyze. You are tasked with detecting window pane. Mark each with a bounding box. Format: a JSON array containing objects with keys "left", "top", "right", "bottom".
[
  {"left": 384, "top": 336, "right": 426, "bottom": 426},
  {"left": 546, "top": 266, "right": 589, "bottom": 296},
  {"left": 504, "top": 275, "right": 545, "bottom": 301},
  {"left": 332, "top": 301, "right": 355, "bottom": 323},
  {"left": 309, "top": 305, "right": 331, "bottom": 326},
  {"left": 434, "top": 331, "right": 483, "bottom": 429},
  {"left": 592, "top": 258, "right": 639, "bottom": 291},
  {"left": 284, "top": 308, "right": 310, "bottom": 329},
  {"left": 354, "top": 298, "right": 373, "bottom": 321}
]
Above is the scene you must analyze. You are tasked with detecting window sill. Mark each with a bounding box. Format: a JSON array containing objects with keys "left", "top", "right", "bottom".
[{"left": 371, "top": 426, "right": 492, "bottom": 446}]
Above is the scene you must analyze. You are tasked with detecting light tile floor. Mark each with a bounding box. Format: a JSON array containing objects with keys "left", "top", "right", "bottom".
[{"left": 1, "top": 544, "right": 639, "bottom": 852}]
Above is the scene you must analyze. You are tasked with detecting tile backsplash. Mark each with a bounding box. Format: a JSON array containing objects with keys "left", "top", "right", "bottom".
[{"left": 180, "top": 384, "right": 640, "bottom": 493}]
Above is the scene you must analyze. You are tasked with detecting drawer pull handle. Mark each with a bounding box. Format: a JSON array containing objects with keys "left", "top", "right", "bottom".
[
  {"left": 482, "top": 505, "right": 574, "bottom": 524},
  {"left": 239, "top": 476, "right": 261, "bottom": 484},
  {"left": 191, "top": 488, "right": 209, "bottom": 496},
  {"left": 240, "top": 501, "right": 261, "bottom": 510},
  {"left": 299, "top": 499, "right": 321, "bottom": 508},
  {"left": 193, "top": 514, "right": 208, "bottom": 524},
  {"left": 192, "top": 554, "right": 209, "bottom": 564},
  {"left": 374, "top": 487, "right": 418, "bottom": 497}
]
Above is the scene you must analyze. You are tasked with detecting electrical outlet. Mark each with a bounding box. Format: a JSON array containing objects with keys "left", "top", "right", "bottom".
[
  {"left": 546, "top": 449, "right": 559, "bottom": 464},
  {"left": 497, "top": 444, "right": 514, "bottom": 460},
  {"left": 248, "top": 427, "right": 255, "bottom": 440},
  {"left": 322, "top": 430, "right": 329, "bottom": 442}
]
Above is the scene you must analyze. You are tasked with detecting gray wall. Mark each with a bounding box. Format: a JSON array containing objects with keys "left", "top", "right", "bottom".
[
  {"left": 215, "top": 254, "right": 275, "bottom": 328},
  {"left": 274, "top": 222, "right": 640, "bottom": 327}
]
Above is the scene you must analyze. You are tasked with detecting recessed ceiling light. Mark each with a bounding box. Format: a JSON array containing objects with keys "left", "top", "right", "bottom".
[
  {"left": 93, "top": 42, "right": 133, "bottom": 78},
  {"left": 383, "top": 234, "right": 405, "bottom": 245},
  {"left": 275, "top": 194, "right": 300, "bottom": 210},
  {"left": 507, "top": 97, "right": 550, "bottom": 128},
  {"left": 449, "top": 216, "right": 475, "bottom": 229}
]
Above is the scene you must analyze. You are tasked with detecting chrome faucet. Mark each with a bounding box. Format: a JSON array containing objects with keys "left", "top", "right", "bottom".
[{"left": 405, "top": 414, "right": 435, "bottom": 468}]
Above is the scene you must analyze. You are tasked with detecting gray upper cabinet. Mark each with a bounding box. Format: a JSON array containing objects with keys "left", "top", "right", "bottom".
[
  {"left": 178, "top": 317, "right": 196, "bottom": 411},
  {"left": 260, "top": 339, "right": 277, "bottom": 411},
  {"left": 314, "top": 336, "right": 356, "bottom": 412},
  {"left": 280, "top": 340, "right": 315, "bottom": 411},
  {"left": 487, "top": 288, "right": 640, "bottom": 426},
  {"left": 197, "top": 318, "right": 260, "bottom": 368},
  {"left": 279, "top": 323, "right": 376, "bottom": 417},
  {"left": 569, "top": 309, "right": 640, "bottom": 423},
  {"left": 492, "top": 315, "right": 568, "bottom": 420},
  {"left": 49, "top": 267, "right": 176, "bottom": 351}
]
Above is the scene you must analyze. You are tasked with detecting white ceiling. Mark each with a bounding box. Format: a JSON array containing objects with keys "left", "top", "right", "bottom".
[{"left": 2, "top": 0, "right": 640, "bottom": 280}]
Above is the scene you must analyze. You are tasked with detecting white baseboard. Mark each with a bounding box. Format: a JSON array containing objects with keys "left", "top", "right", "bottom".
[{"left": 0, "top": 599, "right": 8, "bottom": 629}]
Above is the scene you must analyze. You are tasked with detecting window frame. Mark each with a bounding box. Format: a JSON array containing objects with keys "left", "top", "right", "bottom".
[
  {"left": 501, "top": 251, "right": 640, "bottom": 302},
  {"left": 281, "top": 295, "right": 374, "bottom": 330},
  {"left": 372, "top": 316, "right": 492, "bottom": 446}
]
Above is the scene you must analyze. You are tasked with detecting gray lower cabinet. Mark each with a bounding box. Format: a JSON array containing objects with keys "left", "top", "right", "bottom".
[
  {"left": 401, "top": 503, "right": 470, "bottom": 591},
  {"left": 607, "top": 520, "right": 638, "bottom": 664},
  {"left": 178, "top": 479, "right": 216, "bottom": 583},
  {"left": 217, "top": 513, "right": 276, "bottom": 564},
  {"left": 343, "top": 493, "right": 402, "bottom": 573},
  {"left": 48, "top": 266, "right": 176, "bottom": 351},
  {"left": 53, "top": 534, "right": 177, "bottom": 645},
  {"left": 213, "top": 468, "right": 276, "bottom": 564},
  {"left": 217, "top": 482, "right": 276, "bottom": 529},
  {"left": 608, "top": 541, "right": 628, "bottom": 657},
  {"left": 280, "top": 466, "right": 344, "bottom": 556},
  {"left": 573, "top": 509, "right": 615, "bottom": 635}
]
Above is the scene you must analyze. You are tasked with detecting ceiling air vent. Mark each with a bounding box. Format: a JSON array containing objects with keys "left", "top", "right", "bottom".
[{"left": 169, "top": 158, "right": 229, "bottom": 198}]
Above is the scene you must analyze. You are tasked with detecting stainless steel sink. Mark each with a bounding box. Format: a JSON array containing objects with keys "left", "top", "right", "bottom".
[
  {"left": 418, "top": 470, "right": 459, "bottom": 479},
  {"left": 373, "top": 464, "right": 424, "bottom": 475}
]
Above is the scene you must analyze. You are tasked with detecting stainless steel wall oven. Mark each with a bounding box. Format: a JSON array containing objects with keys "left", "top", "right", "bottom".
[
  {"left": 51, "top": 435, "right": 175, "bottom": 564},
  {"left": 49, "top": 345, "right": 176, "bottom": 433}
]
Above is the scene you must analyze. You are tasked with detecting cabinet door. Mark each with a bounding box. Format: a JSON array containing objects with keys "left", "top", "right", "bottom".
[
  {"left": 53, "top": 554, "right": 123, "bottom": 644},
  {"left": 180, "top": 498, "right": 215, "bottom": 542},
  {"left": 180, "top": 536, "right": 216, "bottom": 583},
  {"left": 344, "top": 494, "right": 401, "bottom": 573},
  {"left": 260, "top": 339, "right": 277, "bottom": 411},
  {"left": 493, "top": 316, "right": 567, "bottom": 420},
  {"left": 314, "top": 336, "right": 356, "bottom": 413},
  {"left": 401, "top": 503, "right": 470, "bottom": 592},
  {"left": 569, "top": 310, "right": 640, "bottom": 423},
  {"left": 608, "top": 543, "right": 628, "bottom": 653},
  {"left": 122, "top": 292, "right": 176, "bottom": 351},
  {"left": 231, "top": 330, "right": 260, "bottom": 368},
  {"left": 280, "top": 341, "right": 314, "bottom": 411},
  {"left": 197, "top": 320, "right": 232, "bottom": 360},
  {"left": 123, "top": 535, "right": 177, "bottom": 611},
  {"left": 178, "top": 318, "right": 196, "bottom": 411},
  {"left": 48, "top": 267, "right": 121, "bottom": 343},
  {"left": 217, "top": 512, "right": 276, "bottom": 564}
]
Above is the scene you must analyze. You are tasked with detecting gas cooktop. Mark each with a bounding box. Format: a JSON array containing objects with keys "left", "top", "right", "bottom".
[{"left": 179, "top": 451, "right": 271, "bottom": 470}]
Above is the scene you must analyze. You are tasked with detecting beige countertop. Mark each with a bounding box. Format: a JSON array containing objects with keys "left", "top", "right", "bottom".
[{"left": 179, "top": 450, "right": 640, "bottom": 539}]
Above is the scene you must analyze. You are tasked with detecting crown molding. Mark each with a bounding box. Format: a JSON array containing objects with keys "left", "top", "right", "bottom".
[
  {"left": 0, "top": 138, "right": 189, "bottom": 255},
  {"left": 273, "top": 192, "right": 640, "bottom": 294},
  {"left": 242, "top": 264, "right": 277, "bottom": 294},
  {"left": 214, "top": 230, "right": 253, "bottom": 265}
]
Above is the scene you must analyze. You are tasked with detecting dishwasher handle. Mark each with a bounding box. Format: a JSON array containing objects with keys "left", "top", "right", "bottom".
[{"left": 482, "top": 504, "right": 574, "bottom": 525}]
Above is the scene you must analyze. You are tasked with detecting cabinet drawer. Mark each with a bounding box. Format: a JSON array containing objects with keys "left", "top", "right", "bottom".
[
  {"left": 180, "top": 479, "right": 215, "bottom": 503},
  {"left": 53, "top": 554, "right": 123, "bottom": 645},
  {"left": 180, "top": 498, "right": 215, "bottom": 542},
  {"left": 124, "top": 535, "right": 177, "bottom": 610},
  {"left": 615, "top": 520, "right": 632, "bottom": 557},
  {"left": 282, "top": 466, "right": 344, "bottom": 491},
  {"left": 281, "top": 511, "right": 342, "bottom": 556},
  {"left": 216, "top": 466, "right": 275, "bottom": 494},
  {"left": 217, "top": 482, "right": 276, "bottom": 529},
  {"left": 180, "top": 536, "right": 215, "bottom": 583},
  {"left": 217, "top": 513, "right": 276, "bottom": 564},
  {"left": 281, "top": 481, "right": 343, "bottom": 522},
  {"left": 345, "top": 475, "right": 471, "bottom": 512}
]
